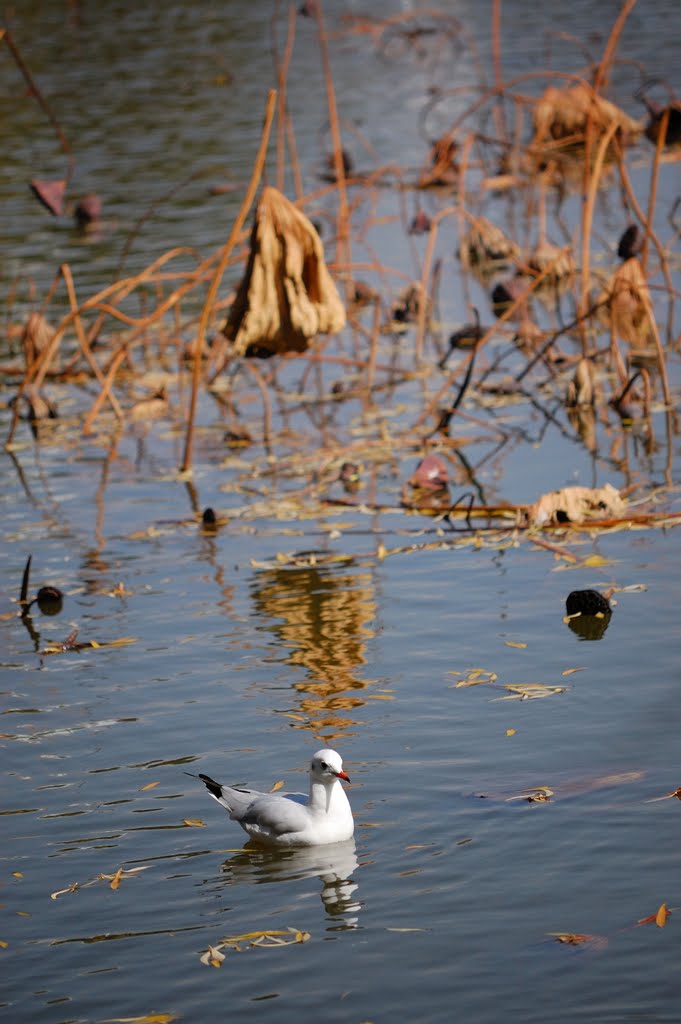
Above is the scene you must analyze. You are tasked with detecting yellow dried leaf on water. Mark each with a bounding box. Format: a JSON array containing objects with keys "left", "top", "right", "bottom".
[
  {"left": 562, "top": 667, "right": 586, "bottom": 677},
  {"left": 548, "top": 932, "right": 607, "bottom": 949},
  {"left": 656, "top": 903, "right": 670, "bottom": 928},
  {"left": 449, "top": 668, "right": 497, "bottom": 688},
  {"left": 270, "top": 780, "right": 285, "bottom": 793},
  {"left": 200, "top": 945, "right": 226, "bottom": 968},
  {"left": 12, "top": 872, "right": 23, "bottom": 878},
  {"left": 505, "top": 728, "right": 517, "bottom": 737},
  {"left": 504, "top": 641, "right": 527, "bottom": 649},
  {"left": 0, "top": 940, "right": 8, "bottom": 949},
  {"left": 140, "top": 781, "right": 160, "bottom": 792},
  {"left": 104, "top": 1015, "right": 176, "bottom": 1024},
  {"left": 182, "top": 819, "right": 206, "bottom": 828},
  {"left": 50, "top": 882, "right": 79, "bottom": 900},
  {"left": 495, "top": 684, "right": 566, "bottom": 701},
  {"left": 109, "top": 868, "right": 124, "bottom": 891}
]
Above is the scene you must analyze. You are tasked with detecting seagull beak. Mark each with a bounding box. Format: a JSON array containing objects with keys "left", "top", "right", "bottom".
[{"left": 336, "top": 769, "right": 350, "bottom": 783}]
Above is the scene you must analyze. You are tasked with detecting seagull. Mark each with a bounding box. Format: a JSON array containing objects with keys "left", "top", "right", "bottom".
[{"left": 194, "top": 748, "right": 354, "bottom": 848}]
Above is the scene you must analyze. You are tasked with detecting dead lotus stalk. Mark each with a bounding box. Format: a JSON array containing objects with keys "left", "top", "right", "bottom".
[{"left": 222, "top": 186, "right": 346, "bottom": 357}]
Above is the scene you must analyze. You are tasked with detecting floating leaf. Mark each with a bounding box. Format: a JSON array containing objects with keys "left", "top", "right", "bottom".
[
  {"left": 548, "top": 932, "right": 607, "bottom": 949},
  {"left": 385, "top": 927, "right": 426, "bottom": 933},
  {"left": 104, "top": 1015, "right": 177, "bottom": 1024},
  {"left": 656, "top": 903, "right": 670, "bottom": 927},
  {"left": 270, "top": 780, "right": 285, "bottom": 793},
  {"left": 140, "top": 781, "right": 160, "bottom": 792},
  {"left": 562, "top": 667, "right": 586, "bottom": 677},
  {"left": 0, "top": 940, "right": 8, "bottom": 948},
  {"left": 200, "top": 944, "right": 226, "bottom": 968},
  {"left": 495, "top": 684, "right": 567, "bottom": 701},
  {"left": 504, "top": 641, "right": 527, "bottom": 649},
  {"left": 449, "top": 668, "right": 497, "bottom": 688},
  {"left": 505, "top": 728, "right": 516, "bottom": 736},
  {"left": 109, "top": 868, "right": 124, "bottom": 891},
  {"left": 506, "top": 786, "right": 554, "bottom": 803},
  {"left": 644, "top": 788, "right": 681, "bottom": 803},
  {"left": 182, "top": 819, "right": 206, "bottom": 828},
  {"left": 50, "top": 882, "right": 79, "bottom": 900},
  {"left": 12, "top": 872, "right": 23, "bottom": 878}
]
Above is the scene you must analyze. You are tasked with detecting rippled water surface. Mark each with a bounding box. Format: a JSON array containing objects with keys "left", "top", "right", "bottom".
[{"left": 2, "top": 2, "right": 681, "bottom": 1023}]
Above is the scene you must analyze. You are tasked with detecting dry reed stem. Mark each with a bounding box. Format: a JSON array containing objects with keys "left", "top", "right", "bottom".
[
  {"left": 641, "top": 107, "right": 669, "bottom": 276},
  {"left": 274, "top": 4, "right": 297, "bottom": 195},
  {"left": 579, "top": 119, "right": 620, "bottom": 347},
  {"left": 61, "top": 264, "right": 124, "bottom": 421},
  {"left": 415, "top": 205, "right": 458, "bottom": 362},
  {"left": 490, "top": 0, "right": 507, "bottom": 145},
  {"left": 82, "top": 346, "right": 128, "bottom": 435},
  {"left": 180, "top": 88, "right": 277, "bottom": 474},
  {"left": 314, "top": 1, "right": 351, "bottom": 277},
  {"left": 417, "top": 246, "right": 572, "bottom": 428},
  {"left": 592, "top": 0, "right": 638, "bottom": 95}
]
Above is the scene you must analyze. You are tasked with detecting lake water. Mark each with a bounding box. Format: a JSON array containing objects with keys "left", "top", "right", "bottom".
[{"left": 2, "top": 2, "right": 681, "bottom": 1022}]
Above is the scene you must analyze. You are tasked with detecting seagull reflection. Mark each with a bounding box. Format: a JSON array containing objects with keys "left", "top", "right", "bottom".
[{"left": 219, "top": 839, "right": 362, "bottom": 927}]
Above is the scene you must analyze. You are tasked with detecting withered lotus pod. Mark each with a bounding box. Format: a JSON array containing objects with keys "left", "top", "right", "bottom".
[{"left": 222, "top": 186, "right": 346, "bottom": 357}]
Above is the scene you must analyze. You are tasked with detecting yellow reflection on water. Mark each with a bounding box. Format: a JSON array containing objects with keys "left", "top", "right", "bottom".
[{"left": 252, "top": 564, "right": 378, "bottom": 740}]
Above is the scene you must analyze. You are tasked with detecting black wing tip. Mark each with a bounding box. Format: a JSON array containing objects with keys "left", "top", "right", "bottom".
[{"left": 198, "top": 773, "right": 224, "bottom": 800}]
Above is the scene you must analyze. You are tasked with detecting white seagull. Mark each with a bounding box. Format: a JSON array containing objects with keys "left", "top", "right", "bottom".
[{"left": 195, "top": 748, "right": 354, "bottom": 848}]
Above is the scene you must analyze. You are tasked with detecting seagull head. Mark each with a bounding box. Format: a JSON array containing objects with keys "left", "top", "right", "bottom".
[{"left": 311, "top": 748, "right": 350, "bottom": 784}]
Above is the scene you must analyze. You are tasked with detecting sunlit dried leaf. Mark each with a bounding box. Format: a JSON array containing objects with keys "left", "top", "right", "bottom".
[
  {"left": 449, "top": 668, "right": 497, "bottom": 688},
  {"left": 104, "top": 1015, "right": 176, "bottom": 1024},
  {"left": 548, "top": 932, "right": 607, "bottom": 949},
  {"left": 505, "top": 728, "right": 516, "bottom": 736},
  {"left": 495, "top": 684, "right": 566, "bottom": 701},
  {"left": 12, "top": 871, "right": 23, "bottom": 878},
  {"left": 270, "top": 780, "right": 285, "bottom": 793},
  {"left": 50, "top": 882, "right": 79, "bottom": 900},
  {"left": 0, "top": 940, "right": 9, "bottom": 948},
  {"left": 182, "top": 819, "right": 206, "bottom": 828},
  {"left": 645, "top": 788, "right": 681, "bottom": 803},
  {"left": 504, "top": 641, "right": 527, "bottom": 649},
  {"left": 637, "top": 904, "right": 672, "bottom": 927},
  {"left": 562, "top": 667, "right": 586, "bottom": 676},
  {"left": 139, "top": 781, "right": 160, "bottom": 792},
  {"left": 200, "top": 944, "right": 226, "bottom": 968},
  {"left": 507, "top": 786, "right": 554, "bottom": 803},
  {"left": 109, "top": 868, "right": 124, "bottom": 891}
]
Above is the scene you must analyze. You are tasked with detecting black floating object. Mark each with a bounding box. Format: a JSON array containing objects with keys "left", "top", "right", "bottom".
[
  {"left": 617, "top": 224, "right": 642, "bottom": 261},
  {"left": 202, "top": 507, "right": 217, "bottom": 525},
  {"left": 36, "top": 586, "right": 64, "bottom": 615},
  {"left": 565, "top": 589, "right": 611, "bottom": 617}
]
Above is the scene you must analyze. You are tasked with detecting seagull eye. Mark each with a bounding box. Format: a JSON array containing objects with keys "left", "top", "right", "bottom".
[{"left": 320, "top": 761, "right": 328, "bottom": 770}]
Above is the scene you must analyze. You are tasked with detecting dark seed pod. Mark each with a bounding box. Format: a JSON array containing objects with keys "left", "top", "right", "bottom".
[
  {"left": 202, "top": 507, "right": 217, "bottom": 525},
  {"left": 565, "top": 589, "right": 611, "bottom": 617},
  {"left": 36, "top": 586, "right": 64, "bottom": 615},
  {"left": 617, "top": 224, "right": 642, "bottom": 261}
]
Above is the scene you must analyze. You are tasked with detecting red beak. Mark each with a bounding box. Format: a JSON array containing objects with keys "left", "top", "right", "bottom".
[{"left": 336, "top": 769, "right": 350, "bottom": 783}]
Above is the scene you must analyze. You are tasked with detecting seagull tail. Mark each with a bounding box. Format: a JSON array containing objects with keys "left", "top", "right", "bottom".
[{"left": 198, "top": 773, "right": 224, "bottom": 801}]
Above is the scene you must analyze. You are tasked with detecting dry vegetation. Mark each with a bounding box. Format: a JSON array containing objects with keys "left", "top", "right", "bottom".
[{"left": 2, "top": 1, "right": 681, "bottom": 551}]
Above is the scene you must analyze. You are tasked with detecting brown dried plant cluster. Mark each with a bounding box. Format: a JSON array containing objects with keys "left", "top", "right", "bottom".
[{"left": 2, "top": 1, "right": 679, "bottom": 531}]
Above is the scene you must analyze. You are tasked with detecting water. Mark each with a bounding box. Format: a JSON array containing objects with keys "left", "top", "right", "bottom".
[{"left": 2, "top": 2, "right": 681, "bottom": 1022}]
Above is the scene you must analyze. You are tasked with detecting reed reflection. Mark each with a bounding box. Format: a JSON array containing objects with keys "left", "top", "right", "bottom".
[
  {"left": 220, "top": 839, "right": 362, "bottom": 927},
  {"left": 251, "top": 564, "right": 378, "bottom": 740}
]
